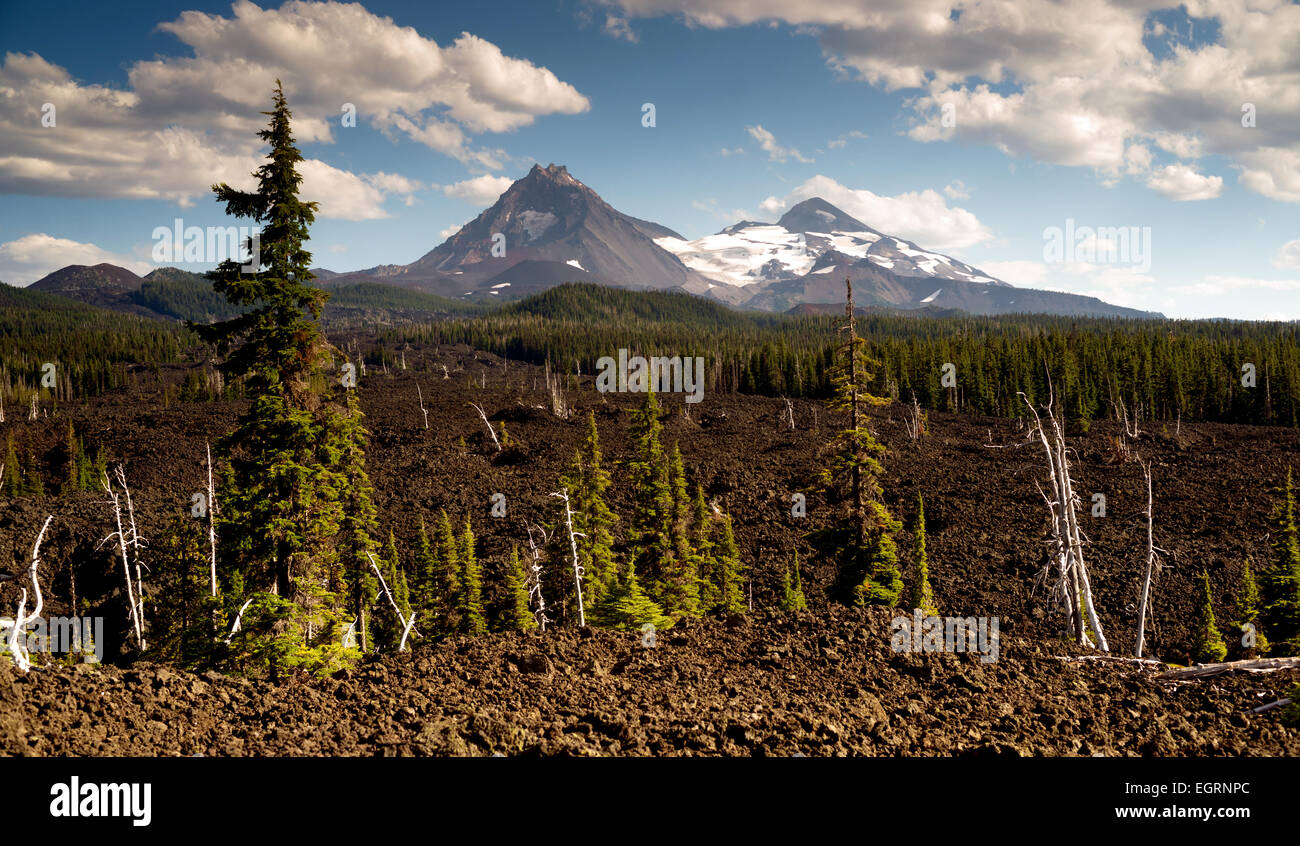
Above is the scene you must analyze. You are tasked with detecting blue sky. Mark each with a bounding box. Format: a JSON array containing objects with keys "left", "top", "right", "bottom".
[{"left": 1, "top": 0, "right": 1298, "bottom": 319}]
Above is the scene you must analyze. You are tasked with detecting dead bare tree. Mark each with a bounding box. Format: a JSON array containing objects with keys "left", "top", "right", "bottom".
[
  {"left": 416, "top": 384, "right": 429, "bottom": 430},
  {"left": 552, "top": 488, "right": 586, "bottom": 627},
  {"left": 781, "top": 397, "right": 795, "bottom": 431},
  {"left": 903, "top": 393, "right": 926, "bottom": 441},
  {"left": 205, "top": 441, "right": 218, "bottom": 598},
  {"left": 6, "top": 515, "right": 53, "bottom": 673},
  {"left": 525, "top": 524, "right": 551, "bottom": 631},
  {"left": 101, "top": 467, "right": 145, "bottom": 650},
  {"left": 367, "top": 553, "right": 417, "bottom": 651},
  {"left": 1021, "top": 390, "right": 1109, "bottom": 652},
  {"left": 1134, "top": 459, "right": 1166, "bottom": 658},
  {"left": 469, "top": 402, "right": 501, "bottom": 452}
]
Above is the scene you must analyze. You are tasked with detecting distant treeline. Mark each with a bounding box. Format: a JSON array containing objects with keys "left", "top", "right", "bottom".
[{"left": 381, "top": 283, "right": 1300, "bottom": 426}]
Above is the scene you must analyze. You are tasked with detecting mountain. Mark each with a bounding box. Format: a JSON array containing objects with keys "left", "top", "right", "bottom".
[
  {"left": 654, "top": 198, "right": 1158, "bottom": 318},
  {"left": 366, "top": 164, "right": 709, "bottom": 298},
  {"left": 27, "top": 263, "right": 156, "bottom": 315}
]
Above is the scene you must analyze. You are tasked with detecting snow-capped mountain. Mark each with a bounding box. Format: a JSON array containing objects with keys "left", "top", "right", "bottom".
[
  {"left": 655, "top": 197, "right": 1007, "bottom": 289},
  {"left": 319, "top": 166, "right": 1158, "bottom": 318}
]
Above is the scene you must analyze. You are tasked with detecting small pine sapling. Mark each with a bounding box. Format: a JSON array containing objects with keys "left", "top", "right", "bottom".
[{"left": 1191, "top": 570, "right": 1228, "bottom": 664}]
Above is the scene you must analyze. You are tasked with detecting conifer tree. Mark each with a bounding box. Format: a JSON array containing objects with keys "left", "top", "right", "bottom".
[
  {"left": 412, "top": 516, "right": 437, "bottom": 620},
  {"left": 4, "top": 433, "right": 21, "bottom": 496},
  {"left": 1261, "top": 467, "right": 1300, "bottom": 655},
  {"left": 908, "top": 493, "right": 938, "bottom": 616},
  {"left": 61, "top": 422, "right": 81, "bottom": 495},
  {"left": 559, "top": 412, "right": 618, "bottom": 609},
  {"left": 1191, "top": 569, "right": 1228, "bottom": 664},
  {"left": 656, "top": 443, "right": 701, "bottom": 616},
  {"left": 23, "top": 446, "right": 43, "bottom": 497},
  {"left": 781, "top": 551, "right": 808, "bottom": 612},
  {"left": 712, "top": 513, "right": 746, "bottom": 615},
  {"left": 628, "top": 390, "right": 674, "bottom": 589},
  {"left": 149, "top": 513, "right": 218, "bottom": 667},
  {"left": 503, "top": 546, "right": 536, "bottom": 631},
  {"left": 815, "top": 279, "right": 902, "bottom": 607},
  {"left": 435, "top": 510, "right": 463, "bottom": 634},
  {"left": 371, "top": 530, "right": 410, "bottom": 650},
  {"left": 191, "top": 82, "right": 365, "bottom": 674},
  {"left": 691, "top": 485, "right": 718, "bottom": 611},
  {"left": 590, "top": 560, "right": 672, "bottom": 631},
  {"left": 1234, "top": 560, "right": 1269, "bottom": 654},
  {"left": 459, "top": 519, "right": 487, "bottom": 636}
]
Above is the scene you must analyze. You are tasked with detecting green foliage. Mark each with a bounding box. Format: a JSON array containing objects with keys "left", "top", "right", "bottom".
[
  {"left": 4, "top": 433, "right": 22, "bottom": 496},
  {"left": 197, "top": 83, "right": 371, "bottom": 674},
  {"left": 691, "top": 485, "right": 718, "bottom": 611},
  {"left": 628, "top": 390, "right": 673, "bottom": 588},
  {"left": 147, "top": 513, "right": 221, "bottom": 668},
  {"left": 590, "top": 562, "right": 672, "bottom": 631},
  {"left": 435, "top": 510, "right": 463, "bottom": 635},
  {"left": 560, "top": 412, "right": 619, "bottom": 610},
  {"left": 459, "top": 519, "right": 487, "bottom": 636},
  {"left": 908, "top": 493, "right": 938, "bottom": 616},
  {"left": 781, "top": 551, "right": 808, "bottom": 612},
  {"left": 1234, "top": 560, "right": 1269, "bottom": 654},
  {"left": 658, "top": 443, "right": 701, "bottom": 617},
  {"left": 711, "top": 514, "right": 747, "bottom": 615},
  {"left": 814, "top": 280, "right": 903, "bottom": 607},
  {"left": 1191, "top": 570, "right": 1228, "bottom": 664},
  {"left": 502, "top": 547, "right": 536, "bottom": 632},
  {"left": 1261, "top": 467, "right": 1300, "bottom": 656}
]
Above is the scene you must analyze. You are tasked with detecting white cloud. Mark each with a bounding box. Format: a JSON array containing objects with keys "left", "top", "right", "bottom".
[
  {"left": 0, "top": 233, "right": 153, "bottom": 285},
  {"left": 719, "top": 147, "right": 746, "bottom": 156},
  {"left": 692, "top": 198, "right": 753, "bottom": 223},
  {"left": 746, "top": 125, "right": 813, "bottom": 164},
  {"left": 441, "top": 174, "right": 514, "bottom": 205},
  {"left": 978, "top": 260, "right": 1047, "bottom": 287},
  {"left": 439, "top": 225, "right": 462, "bottom": 239},
  {"left": 0, "top": 1, "right": 589, "bottom": 212},
  {"left": 1273, "top": 238, "right": 1300, "bottom": 270},
  {"left": 758, "top": 195, "right": 786, "bottom": 216},
  {"left": 604, "top": 0, "right": 1300, "bottom": 202},
  {"left": 1149, "top": 166, "right": 1216, "bottom": 204},
  {"left": 604, "top": 14, "right": 639, "bottom": 41},
  {"left": 1145, "top": 164, "right": 1223, "bottom": 201},
  {"left": 779, "top": 174, "right": 992, "bottom": 250},
  {"left": 943, "top": 179, "right": 970, "bottom": 200},
  {"left": 827, "top": 130, "right": 867, "bottom": 149}
]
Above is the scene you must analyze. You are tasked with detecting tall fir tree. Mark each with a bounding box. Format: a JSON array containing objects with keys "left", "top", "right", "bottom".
[
  {"left": 590, "top": 560, "right": 672, "bottom": 631},
  {"left": 559, "top": 412, "right": 619, "bottom": 610},
  {"left": 656, "top": 443, "right": 701, "bottom": 617},
  {"left": 459, "top": 519, "right": 487, "bottom": 636},
  {"left": 1191, "top": 569, "right": 1228, "bottom": 663},
  {"left": 4, "top": 433, "right": 21, "bottom": 497},
  {"left": 1234, "top": 560, "right": 1269, "bottom": 655},
  {"left": 815, "top": 278, "right": 903, "bottom": 607},
  {"left": 690, "top": 485, "right": 719, "bottom": 611},
  {"left": 190, "top": 82, "right": 366, "bottom": 674},
  {"left": 712, "top": 513, "right": 747, "bottom": 615},
  {"left": 628, "top": 390, "right": 675, "bottom": 591},
  {"left": 435, "top": 510, "right": 463, "bottom": 635},
  {"left": 502, "top": 546, "right": 537, "bottom": 632},
  {"left": 908, "top": 493, "right": 938, "bottom": 616},
  {"left": 1261, "top": 467, "right": 1300, "bottom": 655}
]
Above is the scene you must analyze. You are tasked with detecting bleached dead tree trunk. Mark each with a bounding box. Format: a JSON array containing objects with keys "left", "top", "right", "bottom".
[
  {"left": 101, "top": 468, "right": 144, "bottom": 650},
  {"left": 206, "top": 441, "right": 217, "bottom": 598},
  {"left": 552, "top": 488, "right": 586, "bottom": 627},
  {"left": 7, "top": 515, "right": 53, "bottom": 673},
  {"left": 224, "top": 598, "right": 254, "bottom": 645},
  {"left": 417, "top": 384, "right": 429, "bottom": 430},
  {"left": 469, "top": 402, "right": 500, "bottom": 452},
  {"left": 1021, "top": 391, "right": 1108, "bottom": 652},
  {"left": 904, "top": 393, "right": 925, "bottom": 440},
  {"left": 525, "top": 524, "right": 551, "bottom": 631},
  {"left": 367, "top": 553, "right": 417, "bottom": 651},
  {"left": 1134, "top": 459, "right": 1166, "bottom": 658}
]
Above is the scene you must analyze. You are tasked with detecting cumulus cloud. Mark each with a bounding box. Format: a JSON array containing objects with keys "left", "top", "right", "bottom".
[
  {"left": 0, "top": 233, "right": 153, "bottom": 285},
  {"left": 943, "top": 179, "right": 970, "bottom": 200},
  {"left": 1274, "top": 238, "right": 1300, "bottom": 270},
  {"left": 0, "top": 1, "right": 589, "bottom": 214},
  {"left": 1145, "top": 164, "right": 1223, "bottom": 201},
  {"left": 778, "top": 174, "right": 992, "bottom": 250},
  {"left": 746, "top": 125, "right": 813, "bottom": 163},
  {"left": 603, "top": 0, "right": 1300, "bottom": 202},
  {"left": 603, "top": 13, "right": 639, "bottom": 41},
  {"left": 827, "top": 130, "right": 867, "bottom": 149},
  {"left": 440, "top": 174, "right": 515, "bottom": 205}
]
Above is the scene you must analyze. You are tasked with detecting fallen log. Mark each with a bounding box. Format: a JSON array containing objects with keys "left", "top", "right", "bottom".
[
  {"left": 1157, "top": 657, "right": 1300, "bottom": 680},
  {"left": 1252, "top": 698, "right": 1292, "bottom": 714}
]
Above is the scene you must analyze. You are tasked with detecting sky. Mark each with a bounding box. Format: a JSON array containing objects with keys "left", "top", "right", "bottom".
[{"left": 0, "top": 0, "right": 1298, "bottom": 320}]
